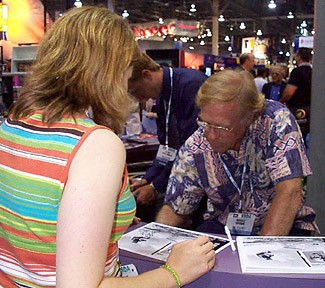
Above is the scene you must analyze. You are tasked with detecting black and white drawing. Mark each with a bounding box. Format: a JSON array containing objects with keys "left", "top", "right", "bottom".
[
  {"left": 237, "top": 236, "right": 325, "bottom": 274},
  {"left": 119, "top": 222, "right": 231, "bottom": 262}
]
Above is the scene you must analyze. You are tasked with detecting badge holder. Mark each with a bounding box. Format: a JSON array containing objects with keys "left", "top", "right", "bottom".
[
  {"left": 154, "top": 145, "right": 177, "bottom": 166},
  {"left": 226, "top": 212, "right": 256, "bottom": 236}
]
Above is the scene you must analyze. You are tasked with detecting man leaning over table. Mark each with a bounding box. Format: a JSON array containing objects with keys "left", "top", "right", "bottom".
[
  {"left": 156, "top": 69, "right": 318, "bottom": 236},
  {"left": 128, "top": 52, "right": 207, "bottom": 222}
]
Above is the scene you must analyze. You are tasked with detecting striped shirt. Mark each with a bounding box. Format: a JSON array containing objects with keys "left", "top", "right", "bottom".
[{"left": 0, "top": 112, "right": 136, "bottom": 287}]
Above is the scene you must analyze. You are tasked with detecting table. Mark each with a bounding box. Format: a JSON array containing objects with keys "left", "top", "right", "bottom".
[{"left": 119, "top": 224, "right": 325, "bottom": 288}]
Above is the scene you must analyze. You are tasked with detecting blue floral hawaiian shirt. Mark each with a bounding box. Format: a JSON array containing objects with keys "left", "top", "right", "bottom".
[{"left": 164, "top": 100, "right": 316, "bottom": 233}]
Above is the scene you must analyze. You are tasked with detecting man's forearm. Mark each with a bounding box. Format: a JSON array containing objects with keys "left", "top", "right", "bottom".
[
  {"left": 156, "top": 204, "right": 191, "bottom": 228},
  {"left": 260, "top": 182, "right": 303, "bottom": 236},
  {"left": 280, "top": 85, "right": 296, "bottom": 103}
]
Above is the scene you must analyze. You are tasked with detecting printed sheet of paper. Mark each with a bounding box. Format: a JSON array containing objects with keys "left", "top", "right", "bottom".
[
  {"left": 119, "top": 222, "right": 231, "bottom": 262},
  {"left": 237, "top": 236, "right": 325, "bottom": 274}
]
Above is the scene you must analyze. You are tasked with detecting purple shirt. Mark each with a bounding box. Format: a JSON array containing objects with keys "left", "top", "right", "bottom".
[{"left": 165, "top": 100, "right": 315, "bottom": 233}]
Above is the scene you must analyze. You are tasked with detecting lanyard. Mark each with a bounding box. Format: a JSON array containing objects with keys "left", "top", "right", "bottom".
[
  {"left": 164, "top": 67, "right": 173, "bottom": 146},
  {"left": 218, "top": 149, "right": 248, "bottom": 211}
]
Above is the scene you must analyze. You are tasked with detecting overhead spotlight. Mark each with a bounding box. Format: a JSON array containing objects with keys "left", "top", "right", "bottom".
[
  {"left": 158, "top": 18, "right": 164, "bottom": 24},
  {"left": 224, "top": 35, "right": 230, "bottom": 42},
  {"left": 122, "top": 9, "right": 129, "bottom": 18},
  {"left": 268, "top": 0, "right": 276, "bottom": 9},
  {"left": 256, "top": 29, "right": 262, "bottom": 36},
  {"left": 74, "top": 0, "right": 82, "bottom": 8},
  {"left": 189, "top": 46, "right": 195, "bottom": 50},
  {"left": 228, "top": 46, "right": 232, "bottom": 52},
  {"left": 218, "top": 15, "right": 225, "bottom": 22},
  {"left": 285, "top": 52, "right": 290, "bottom": 57},
  {"left": 287, "top": 12, "right": 294, "bottom": 19},
  {"left": 239, "top": 22, "right": 246, "bottom": 30},
  {"left": 199, "top": 40, "right": 205, "bottom": 46},
  {"left": 281, "top": 38, "right": 286, "bottom": 44},
  {"left": 300, "top": 20, "right": 307, "bottom": 28},
  {"left": 190, "top": 4, "right": 197, "bottom": 13}
]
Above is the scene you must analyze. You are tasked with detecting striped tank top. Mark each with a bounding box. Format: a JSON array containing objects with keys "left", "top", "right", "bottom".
[{"left": 0, "top": 112, "right": 136, "bottom": 287}]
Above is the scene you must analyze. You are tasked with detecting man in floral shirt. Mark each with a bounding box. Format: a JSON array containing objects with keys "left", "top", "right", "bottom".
[{"left": 156, "top": 69, "right": 317, "bottom": 236}]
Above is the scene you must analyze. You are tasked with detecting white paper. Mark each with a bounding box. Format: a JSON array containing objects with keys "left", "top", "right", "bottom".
[
  {"left": 119, "top": 222, "right": 231, "bottom": 262},
  {"left": 237, "top": 236, "right": 325, "bottom": 274}
]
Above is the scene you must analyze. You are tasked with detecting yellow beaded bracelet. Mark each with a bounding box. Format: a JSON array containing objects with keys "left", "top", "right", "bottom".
[{"left": 160, "top": 264, "right": 182, "bottom": 288}]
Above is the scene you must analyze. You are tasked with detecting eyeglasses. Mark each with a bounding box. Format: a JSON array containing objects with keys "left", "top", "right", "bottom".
[{"left": 196, "top": 118, "right": 234, "bottom": 132}]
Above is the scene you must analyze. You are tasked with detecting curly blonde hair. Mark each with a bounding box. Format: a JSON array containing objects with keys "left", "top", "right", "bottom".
[{"left": 11, "top": 6, "right": 139, "bottom": 133}]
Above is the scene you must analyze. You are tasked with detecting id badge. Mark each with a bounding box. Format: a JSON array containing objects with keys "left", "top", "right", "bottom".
[
  {"left": 226, "top": 212, "right": 256, "bottom": 236},
  {"left": 120, "top": 264, "right": 139, "bottom": 277},
  {"left": 154, "top": 145, "right": 177, "bottom": 166}
]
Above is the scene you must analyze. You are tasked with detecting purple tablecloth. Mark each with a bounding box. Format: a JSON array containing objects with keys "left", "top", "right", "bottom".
[{"left": 119, "top": 223, "right": 325, "bottom": 288}]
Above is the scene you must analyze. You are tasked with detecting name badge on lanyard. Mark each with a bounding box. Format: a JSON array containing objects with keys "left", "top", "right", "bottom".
[
  {"left": 155, "top": 144, "right": 177, "bottom": 166},
  {"left": 154, "top": 67, "right": 177, "bottom": 167},
  {"left": 226, "top": 212, "right": 256, "bottom": 235},
  {"left": 219, "top": 152, "right": 256, "bottom": 235}
]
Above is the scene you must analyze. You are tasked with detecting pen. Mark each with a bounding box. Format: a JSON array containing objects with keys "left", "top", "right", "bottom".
[{"left": 224, "top": 225, "right": 236, "bottom": 252}]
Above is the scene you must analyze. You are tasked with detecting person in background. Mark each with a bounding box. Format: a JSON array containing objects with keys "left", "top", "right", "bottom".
[
  {"left": 156, "top": 69, "right": 317, "bottom": 237},
  {"left": 262, "top": 65, "right": 287, "bottom": 101},
  {"left": 141, "top": 98, "right": 158, "bottom": 134},
  {"left": 280, "top": 47, "right": 312, "bottom": 140},
  {"left": 0, "top": 7, "right": 215, "bottom": 288},
  {"left": 254, "top": 67, "right": 268, "bottom": 93},
  {"left": 124, "top": 101, "right": 142, "bottom": 135},
  {"left": 237, "top": 53, "right": 256, "bottom": 76},
  {"left": 128, "top": 52, "right": 207, "bottom": 222}
]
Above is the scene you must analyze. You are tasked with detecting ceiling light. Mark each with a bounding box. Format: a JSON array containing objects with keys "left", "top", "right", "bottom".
[
  {"left": 74, "top": 0, "right": 82, "bottom": 8},
  {"left": 218, "top": 15, "right": 225, "bottom": 22},
  {"left": 287, "top": 12, "right": 294, "bottom": 19},
  {"left": 190, "top": 4, "right": 197, "bottom": 13},
  {"left": 158, "top": 18, "right": 164, "bottom": 24},
  {"left": 224, "top": 35, "right": 230, "bottom": 42},
  {"left": 122, "top": 10, "right": 129, "bottom": 18},
  {"left": 189, "top": 46, "right": 195, "bottom": 50},
  {"left": 239, "top": 22, "right": 246, "bottom": 30},
  {"left": 268, "top": 0, "right": 276, "bottom": 9},
  {"left": 286, "top": 52, "right": 290, "bottom": 57},
  {"left": 228, "top": 46, "right": 232, "bottom": 51},
  {"left": 281, "top": 38, "right": 286, "bottom": 44},
  {"left": 200, "top": 40, "right": 205, "bottom": 46},
  {"left": 256, "top": 29, "right": 262, "bottom": 36}
]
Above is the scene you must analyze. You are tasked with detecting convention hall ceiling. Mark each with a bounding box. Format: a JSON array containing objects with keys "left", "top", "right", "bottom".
[{"left": 42, "top": 0, "right": 315, "bottom": 55}]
